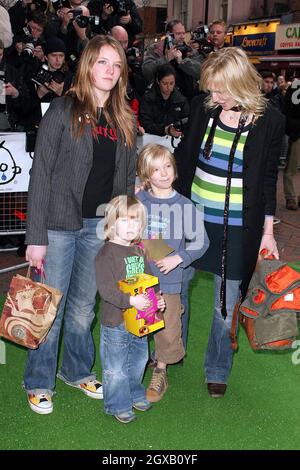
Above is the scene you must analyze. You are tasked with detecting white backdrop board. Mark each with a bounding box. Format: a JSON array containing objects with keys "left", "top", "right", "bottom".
[
  {"left": 136, "top": 133, "right": 181, "bottom": 154},
  {"left": 0, "top": 133, "right": 32, "bottom": 193}
]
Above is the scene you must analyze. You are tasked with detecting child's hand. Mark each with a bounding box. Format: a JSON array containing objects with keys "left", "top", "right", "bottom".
[
  {"left": 130, "top": 293, "right": 151, "bottom": 311},
  {"left": 155, "top": 254, "right": 183, "bottom": 274},
  {"left": 156, "top": 291, "right": 166, "bottom": 311},
  {"left": 134, "top": 182, "right": 145, "bottom": 194}
]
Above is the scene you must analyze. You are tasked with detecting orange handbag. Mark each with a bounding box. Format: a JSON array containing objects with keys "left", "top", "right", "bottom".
[{"left": 231, "top": 253, "right": 300, "bottom": 351}]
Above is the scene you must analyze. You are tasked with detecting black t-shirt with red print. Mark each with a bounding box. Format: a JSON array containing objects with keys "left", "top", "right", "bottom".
[{"left": 82, "top": 109, "right": 117, "bottom": 218}]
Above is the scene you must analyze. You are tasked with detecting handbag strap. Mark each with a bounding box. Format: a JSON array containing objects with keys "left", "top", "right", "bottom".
[{"left": 26, "top": 266, "right": 45, "bottom": 284}]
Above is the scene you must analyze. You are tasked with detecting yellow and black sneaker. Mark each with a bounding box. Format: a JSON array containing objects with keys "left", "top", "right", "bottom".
[
  {"left": 27, "top": 393, "right": 53, "bottom": 415},
  {"left": 61, "top": 379, "right": 103, "bottom": 399}
]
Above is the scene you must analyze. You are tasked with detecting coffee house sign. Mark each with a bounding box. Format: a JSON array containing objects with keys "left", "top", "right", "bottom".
[{"left": 275, "top": 23, "right": 300, "bottom": 50}]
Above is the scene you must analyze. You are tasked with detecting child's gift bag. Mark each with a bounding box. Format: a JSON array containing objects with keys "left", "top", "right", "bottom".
[
  {"left": 119, "top": 273, "right": 164, "bottom": 337},
  {"left": 0, "top": 269, "right": 63, "bottom": 349}
]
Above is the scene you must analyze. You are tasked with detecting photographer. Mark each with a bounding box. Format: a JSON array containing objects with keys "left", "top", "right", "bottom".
[
  {"left": 8, "top": 0, "right": 33, "bottom": 35},
  {"left": 35, "top": 37, "right": 72, "bottom": 100},
  {"left": 110, "top": 25, "right": 144, "bottom": 134},
  {"left": 25, "top": 36, "right": 72, "bottom": 129},
  {"left": 0, "top": 39, "right": 30, "bottom": 130},
  {"left": 57, "top": 2, "right": 91, "bottom": 57},
  {"left": 208, "top": 20, "right": 227, "bottom": 51},
  {"left": 139, "top": 63, "right": 189, "bottom": 138},
  {"left": 142, "top": 19, "right": 203, "bottom": 101},
  {"left": 88, "top": 1, "right": 142, "bottom": 45},
  {"left": 111, "top": 24, "right": 145, "bottom": 99}
]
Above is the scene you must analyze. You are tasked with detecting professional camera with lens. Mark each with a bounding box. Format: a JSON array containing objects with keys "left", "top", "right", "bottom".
[
  {"left": 31, "top": 64, "right": 65, "bottom": 88},
  {"left": 163, "top": 33, "right": 175, "bottom": 54},
  {"left": 21, "top": 26, "right": 36, "bottom": 57},
  {"left": 53, "top": 0, "right": 71, "bottom": 9},
  {"left": 163, "top": 33, "right": 192, "bottom": 58},
  {"left": 126, "top": 46, "right": 142, "bottom": 71},
  {"left": 173, "top": 117, "right": 189, "bottom": 132},
  {"left": 72, "top": 9, "right": 100, "bottom": 28},
  {"left": 67, "top": 54, "right": 79, "bottom": 73},
  {"left": 108, "top": 0, "right": 132, "bottom": 17},
  {"left": 190, "top": 25, "right": 214, "bottom": 56}
]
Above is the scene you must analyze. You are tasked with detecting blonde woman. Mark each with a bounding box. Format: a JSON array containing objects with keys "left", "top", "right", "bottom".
[
  {"left": 174, "top": 47, "right": 285, "bottom": 398},
  {"left": 24, "top": 35, "right": 136, "bottom": 414}
]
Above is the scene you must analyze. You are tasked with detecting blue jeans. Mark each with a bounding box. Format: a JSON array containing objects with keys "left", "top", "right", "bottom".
[
  {"left": 100, "top": 323, "right": 148, "bottom": 415},
  {"left": 181, "top": 265, "right": 195, "bottom": 350},
  {"left": 24, "top": 218, "right": 104, "bottom": 396},
  {"left": 204, "top": 275, "right": 241, "bottom": 384}
]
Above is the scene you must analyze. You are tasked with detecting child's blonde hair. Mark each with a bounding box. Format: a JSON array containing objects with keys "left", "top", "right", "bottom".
[
  {"left": 104, "top": 195, "right": 146, "bottom": 240},
  {"left": 137, "top": 144, "right": 178, "bottom": 190}
]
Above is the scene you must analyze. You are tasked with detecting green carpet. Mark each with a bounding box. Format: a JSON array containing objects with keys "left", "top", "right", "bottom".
[{"left": 0, "top": 267, "right": 300, "bottom": 450}]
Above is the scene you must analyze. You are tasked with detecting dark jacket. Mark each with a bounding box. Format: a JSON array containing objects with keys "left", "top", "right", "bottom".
[
  {"left": 0, "top": 59, "right": 30, "bottom": 130},
  {"left": 25, "top": 96, "right": 137, "bottom": 246},
  {"left": 284, "top": 82, "right": 300, "bottom": 142},
  {"left": 174, "top": 94, "right": 285, "bottom": 297},
  {"left": 139, "top": 84, "right": 190, "bottom": 136}
]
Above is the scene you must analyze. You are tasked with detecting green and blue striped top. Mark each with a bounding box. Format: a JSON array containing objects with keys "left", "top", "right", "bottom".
[{"left": 191, "top": 117, "right": 250, "bottom": 227}]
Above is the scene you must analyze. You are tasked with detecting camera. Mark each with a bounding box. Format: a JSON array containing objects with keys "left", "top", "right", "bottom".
[
  {"left": 173, "top": 117, "right": 189, "bottom": 132},
  {"left": 126, "top": 47, "right": 142, "bottom": 71},
  {"left": 163, "top": 33, "right": 192, "bottom": 58},
  {"left": 31, "top": 64, "right": 65, "bottom": 88},
  {"left": 72, "top": 9, "right": 100, "bottom": 28},
  {"left": 53, "top": 0, "right": 71, "bottom": 10},
  {"left": 108, "top": 0, "right": 131, "bottom": 17},
  {"left": 163, "top": 33, "right": 175, "bottom": 53},
  {"left": 21, "top": 26, "right": 36, "bottom": 56},
  {"left": 67, "top": 54, "right": 79, "bottom": 73},
  {"left": 190, "top": 25, "right": 214, "bottom": 56}
]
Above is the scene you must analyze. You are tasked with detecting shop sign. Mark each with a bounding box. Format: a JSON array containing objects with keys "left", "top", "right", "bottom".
[
  {"left": 233, "top": 32, "right": 275, "bottom": 52},
  {"left": 275, "top": 23, "right": 300, "bottom": 50}
]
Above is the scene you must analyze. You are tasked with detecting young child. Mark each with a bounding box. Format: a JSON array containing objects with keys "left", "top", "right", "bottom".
[
  {"left": 95, "top": 195, "right": 165, "bottom": 424},
  {"left": 137, "top": 143, "right": 209, "bottom": 403}
]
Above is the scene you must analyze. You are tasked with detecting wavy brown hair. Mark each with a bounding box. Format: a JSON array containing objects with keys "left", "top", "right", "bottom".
[{"left": 67, "top": 35, "right": 135, "bottom": 148}]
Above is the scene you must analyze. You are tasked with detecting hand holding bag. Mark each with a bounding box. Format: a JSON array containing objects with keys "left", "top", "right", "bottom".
[{"left": 0, "top": 268, "right": 63, "bottom": 349}]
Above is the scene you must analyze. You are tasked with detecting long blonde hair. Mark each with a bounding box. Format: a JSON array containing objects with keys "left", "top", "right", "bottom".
[
  {"left": 67, "top": 35, "right": 135, "bottom": 147},
  {"left": 200, "top": 47, "right": 267, "bottom": 118}
]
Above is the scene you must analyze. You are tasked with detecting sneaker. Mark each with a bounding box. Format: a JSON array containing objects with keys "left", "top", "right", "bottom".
[
  {"left": 133, "top": 399, "right": 151, "bottom": 412},
  {"left": 146, "top": 368, "right": 168, "bottom": 403},
  {"left": 61, "top": 378, "right": 103, "bottom": 399},
  {"left": 114, "top": 410, "right": 136, "bottom": 424},
  {"left": 27, "top": 393, "right": 53, "bottom": 415}
]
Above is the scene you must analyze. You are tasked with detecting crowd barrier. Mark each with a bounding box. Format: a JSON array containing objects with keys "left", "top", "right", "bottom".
[{"left": 0, "top": 132, "right": 31, "bottom": 273}]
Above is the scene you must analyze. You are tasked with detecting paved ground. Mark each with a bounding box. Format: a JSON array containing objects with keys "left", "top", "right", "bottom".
[{"left": 0, "top": 168, "right": 299, "bottom": 296}]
